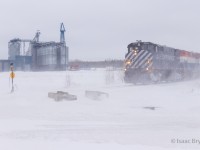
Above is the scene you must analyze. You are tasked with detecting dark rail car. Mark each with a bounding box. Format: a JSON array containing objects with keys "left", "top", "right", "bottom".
[{"left": 124, "top": 41, "right": 200, "bottom": 83}]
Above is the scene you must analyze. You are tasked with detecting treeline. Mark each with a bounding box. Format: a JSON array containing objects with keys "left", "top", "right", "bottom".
[{"left": 69, "top": 59, "right": 123, "bottom": 69}]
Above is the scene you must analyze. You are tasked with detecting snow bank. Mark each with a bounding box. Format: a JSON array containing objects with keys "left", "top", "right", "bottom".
[{"left": 0, "top": 69, "right": 200, "bottom": 150}]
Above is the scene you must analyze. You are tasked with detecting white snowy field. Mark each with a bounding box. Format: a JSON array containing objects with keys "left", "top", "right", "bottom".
[{"left": 0, "top": 69, "right": 200, "bottom": 150}]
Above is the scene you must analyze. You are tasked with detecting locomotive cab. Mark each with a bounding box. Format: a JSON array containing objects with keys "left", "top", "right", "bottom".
[{"left": 124, "top": 42, "right": 154, "bottom": 83}]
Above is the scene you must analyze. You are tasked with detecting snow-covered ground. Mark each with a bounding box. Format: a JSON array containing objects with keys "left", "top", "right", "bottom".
[{"left": 0, "top": 69, "right": 200, "bottom": 150}]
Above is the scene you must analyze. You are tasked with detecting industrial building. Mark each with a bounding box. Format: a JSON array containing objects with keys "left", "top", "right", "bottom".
[
  {"left": 0, "top": 23, "right": 68, "bottom": 72},
  {"left": 0, "top": 60, "right": 12, "bottom": 72},
  {"left": 31, "top": 42, "right": 68, "bottom": 71}
]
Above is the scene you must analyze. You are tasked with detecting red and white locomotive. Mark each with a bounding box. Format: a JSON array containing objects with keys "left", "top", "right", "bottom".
[{"left": 124, "top": 41, "right": 200, "bottom": 83}]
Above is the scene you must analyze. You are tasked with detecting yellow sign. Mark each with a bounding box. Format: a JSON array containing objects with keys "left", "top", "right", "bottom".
[{"left": 10, "top": 72, "right": 15, "bottom": 79}]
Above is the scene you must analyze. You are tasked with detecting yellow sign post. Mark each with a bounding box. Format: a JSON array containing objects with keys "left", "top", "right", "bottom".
[{"left": 10, "top": 63, "right": 15, "bottom": 93}]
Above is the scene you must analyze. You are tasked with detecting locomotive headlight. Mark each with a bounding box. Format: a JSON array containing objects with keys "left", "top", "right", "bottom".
[
  {"left": 146, "top": 67, "right": 149, "bottom": 71},
  {"left": 133, "top": 49, "right": 138, "bottom": 55},
  {"left": 126, "top": 60, "right": 131, "bottom": 65}
]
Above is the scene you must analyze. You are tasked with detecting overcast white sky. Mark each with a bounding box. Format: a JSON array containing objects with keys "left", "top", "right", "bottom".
[{"left": 0, "top": 0, "right": 200, "bottom": 61}]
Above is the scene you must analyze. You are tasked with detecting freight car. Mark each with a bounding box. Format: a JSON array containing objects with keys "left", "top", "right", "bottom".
[{"left": 124, "top": 41, "right": 200, "bottom": 83}]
